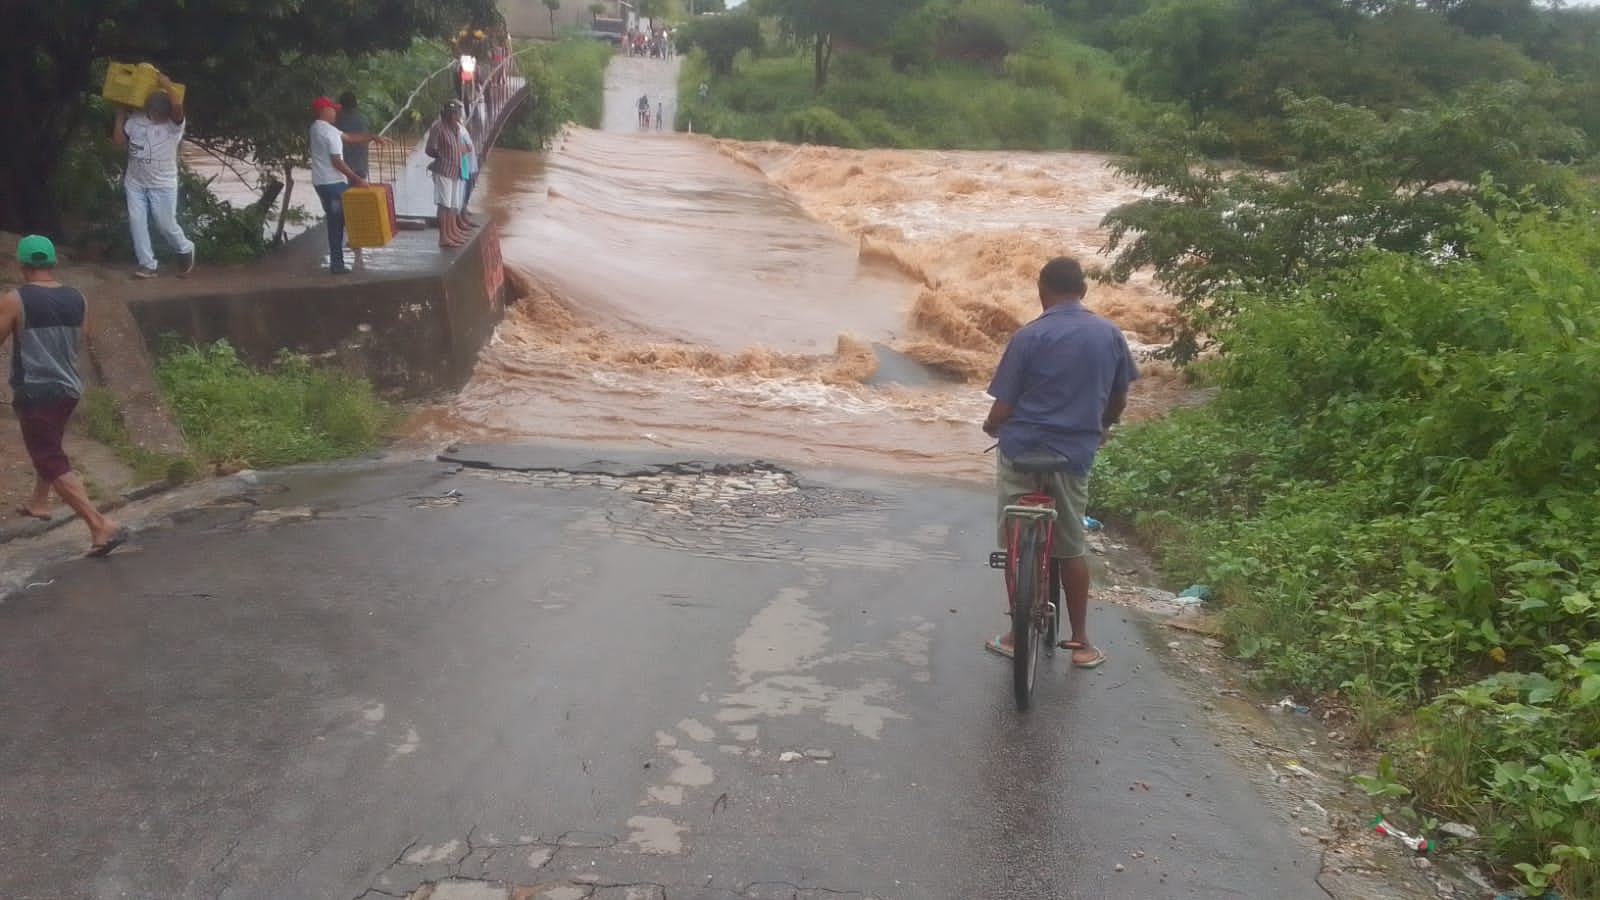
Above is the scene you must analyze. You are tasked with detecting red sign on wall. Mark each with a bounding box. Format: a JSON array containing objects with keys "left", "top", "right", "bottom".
[{"left": 480, "top": 223, "right": 505, "bottom": 306}]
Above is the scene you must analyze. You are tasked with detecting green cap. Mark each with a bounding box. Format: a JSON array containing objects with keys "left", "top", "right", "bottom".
[{"left": 16, "top": 235, "right": 56, "bottom": 267}]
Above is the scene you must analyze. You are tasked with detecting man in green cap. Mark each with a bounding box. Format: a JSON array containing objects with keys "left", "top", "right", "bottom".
[{"left": 1, "top": 236, "right": 126, "bottom": 557}]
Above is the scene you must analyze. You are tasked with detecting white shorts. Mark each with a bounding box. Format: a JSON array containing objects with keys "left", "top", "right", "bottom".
[{"left": 433, "top": 174, "right": 462, "bottom": 211}]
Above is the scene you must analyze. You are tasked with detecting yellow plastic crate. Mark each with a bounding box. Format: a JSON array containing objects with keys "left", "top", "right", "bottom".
[
  {"left": 343, "top": 185, "right": 395, "bottom": 249},
  {"left": 103, "top": 62, "right": 186, "bottom": 108}
]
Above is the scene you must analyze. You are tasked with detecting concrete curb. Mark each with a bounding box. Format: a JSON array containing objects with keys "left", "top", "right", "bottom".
[{"left": 0, "top": 478, "right": 178, "bottom": 547}]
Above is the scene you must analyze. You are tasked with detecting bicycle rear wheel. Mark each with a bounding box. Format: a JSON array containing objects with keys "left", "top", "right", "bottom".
[{"left": 1012, "top": 523, "right": 1045, "bottom": 711}]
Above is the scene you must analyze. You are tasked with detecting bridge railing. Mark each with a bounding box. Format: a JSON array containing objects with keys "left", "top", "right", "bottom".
[{"left": 368, "top": 47, "right": 525, "bottom": 188}]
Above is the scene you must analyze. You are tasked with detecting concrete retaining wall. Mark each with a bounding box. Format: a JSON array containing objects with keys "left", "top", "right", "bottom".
[{"left": 125, "top": 225, "right": 507, "bottom": 399}]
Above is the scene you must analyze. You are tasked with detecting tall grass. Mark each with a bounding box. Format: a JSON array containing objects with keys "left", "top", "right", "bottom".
[
  {"left": 678, "top": 37, "right": 1149, "bottom": 151},
  {"left": 156, "top": 340, "right": 394, "bottom": 470}
]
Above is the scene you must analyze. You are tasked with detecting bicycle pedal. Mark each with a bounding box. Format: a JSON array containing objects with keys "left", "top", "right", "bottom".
[{"left": 988, "top": 551, "right": 1008, "bottom": 570}]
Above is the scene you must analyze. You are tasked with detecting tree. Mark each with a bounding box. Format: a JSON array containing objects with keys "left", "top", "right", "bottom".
[
  {"left": 3, "top": 0, "right": 497, "bottom": 235},
  {"left": 754, "top": 0, "right": 925, "bottom": 92},
  {"left": 589, "top": 2, "right": 606, "bottom": 21},
  {"left": 1101, "top": 83, "right": 1585, "bottom": 360},
  {"left": 678, "top": 12, "right": 764, "bottom": 75},
  {"left": 1122, "top": 0, "right": 1249, "bottom": 123},
  {"left": 545, "top": 0, "right": 562, "bottom": 34}
]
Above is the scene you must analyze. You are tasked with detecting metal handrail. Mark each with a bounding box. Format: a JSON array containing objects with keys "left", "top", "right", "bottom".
[{"left": 369, "top": 47, "right": 526, "bottom": 187}]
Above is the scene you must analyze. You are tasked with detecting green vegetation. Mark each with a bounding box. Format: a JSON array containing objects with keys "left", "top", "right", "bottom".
[
  {"left": 677, "top": 13, "right": 764, "bottom": 77},
  {"left": 155, "top": 341, "right": 393, "bottom": 471},
  {"left": 679, "top": 0, "right": 1148, "bottom": 150},
  {"left": 682, "top": 0, "right": 1600, "bottom": 164},
  {"left": 85, "top": 342, "right": 393, "bottom": 478},
  {"left": 81, "top": 388, "right": 198, "bottom": 485},
  {"left": 1098, "top": 201, "right": 1600, "bottom": 895},
  {"left": 1090, "top": 67, "right": 1600, "bottom": 894},
  {"left": 678, "top": 31, "right": 1142, "bottom": 150},
  {"left": 499, "top": 39, "right": 614, "bottom": 150}
]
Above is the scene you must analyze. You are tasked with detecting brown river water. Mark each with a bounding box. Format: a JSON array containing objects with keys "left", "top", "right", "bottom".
[{"left": 398, "top": 57, "right": 1184, "bottom": 481}]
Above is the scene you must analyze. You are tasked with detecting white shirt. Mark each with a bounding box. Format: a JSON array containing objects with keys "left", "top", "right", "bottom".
[
  {"left": 309, "top": 119, "right": 347, "bottom": 186},
  {"left": 124, "top": 113, "right": 185, "bottom": 189}
]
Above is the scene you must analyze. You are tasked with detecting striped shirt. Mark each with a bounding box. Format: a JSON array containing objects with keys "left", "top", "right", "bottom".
[
  {"left": 9, "top": 283, "right": 86, "bottom": 403},
  {"left": 426, "top": 119, "right": 465, "bottom": 182}
]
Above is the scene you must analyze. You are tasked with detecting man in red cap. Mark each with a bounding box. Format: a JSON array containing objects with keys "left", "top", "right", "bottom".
[{"left": 309, "top": 96, "right": 385, "bottom": 274}]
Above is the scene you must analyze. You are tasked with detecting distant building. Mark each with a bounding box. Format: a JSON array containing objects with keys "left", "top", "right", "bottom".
[{"left": 500, "top": 0, "right": 635, "bottom": 39}]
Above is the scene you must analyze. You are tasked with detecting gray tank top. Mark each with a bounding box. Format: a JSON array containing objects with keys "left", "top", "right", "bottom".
[{"left": 9, "top": 283, "right": 85, "bottom": 403}]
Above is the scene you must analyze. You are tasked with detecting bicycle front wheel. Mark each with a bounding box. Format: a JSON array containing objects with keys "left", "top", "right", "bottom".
[{"left": 1012, "top": 523, "right": 1046, "bottom": 711}]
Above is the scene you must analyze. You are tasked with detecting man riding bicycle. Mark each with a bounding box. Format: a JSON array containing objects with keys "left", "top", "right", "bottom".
[{"left": 982, "top": 257, "right": 1139, "bottom": 669}]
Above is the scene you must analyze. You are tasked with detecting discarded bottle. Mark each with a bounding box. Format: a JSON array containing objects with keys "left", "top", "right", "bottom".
[
  {"left": 1083, "top": 515, "right": 1103, "bottom": 531},
  {"left": 1372, "top": 815, "right": 1433, "bottom": 853}
]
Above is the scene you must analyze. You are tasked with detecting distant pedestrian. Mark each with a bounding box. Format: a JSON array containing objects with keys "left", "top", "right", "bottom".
[
  {"left": 656, "top": 102, "right": 665, "bottom": 131},
  {"left": 112, "top": 74, "right": 195, "bottom": 280},
  {"left": 425, "top": 100, "right": 469, "bottom": 249},
  {"left": 698, "top": 82, "right": 709, "bottom": 102},
  {"left": 308, "top": 95, "right": 383, "bottom": 275},
  {"left": 333, "top": 91, "right": 370, "bottom": 181},
  {"left": 2, "top": 236, "right": 126, "bottom": 557}
]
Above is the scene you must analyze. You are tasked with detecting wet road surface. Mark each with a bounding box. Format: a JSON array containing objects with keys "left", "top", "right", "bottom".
[{"left": 0, "top": 451, "right": 1328, "bottom": 899}]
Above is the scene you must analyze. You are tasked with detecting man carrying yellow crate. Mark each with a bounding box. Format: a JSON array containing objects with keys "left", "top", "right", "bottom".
[{"left": 111, "top": 75, "right": 194, "bottom": 280}]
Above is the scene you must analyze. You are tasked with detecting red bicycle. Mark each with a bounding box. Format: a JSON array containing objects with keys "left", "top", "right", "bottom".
[{"left": 988, "top": 451, "right": 1068, "bottom": 711}]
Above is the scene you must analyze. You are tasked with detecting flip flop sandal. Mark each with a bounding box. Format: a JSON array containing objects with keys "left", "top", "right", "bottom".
[
  {"left": 14, "top": 506, "right": 51, "bottom": 521},
  {"left": 1072, "top": 646, "right": 1108, "bottom": 669},
  {"left": 984, "top": 634, "right": 1014, "bottom": 659},
  {"left": 1058, "top": 639, "right": 1086, "bottom": 651},
  {"left": 85, "top": 528, "right": 129, "bottom": 559}
]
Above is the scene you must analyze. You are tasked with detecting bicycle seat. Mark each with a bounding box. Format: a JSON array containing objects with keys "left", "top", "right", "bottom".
[{"left": 1009, "top": 450, "right": 1076, "bottom": 475}]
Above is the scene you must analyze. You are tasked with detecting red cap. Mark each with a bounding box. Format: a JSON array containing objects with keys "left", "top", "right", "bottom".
[{"left": 311, "top": 96, "right": 341, "bottom": 112}]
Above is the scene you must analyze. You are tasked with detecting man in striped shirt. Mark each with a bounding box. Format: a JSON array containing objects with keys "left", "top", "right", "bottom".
[{"left": 425, "top": 101, "right": 469, "bottom": 249}]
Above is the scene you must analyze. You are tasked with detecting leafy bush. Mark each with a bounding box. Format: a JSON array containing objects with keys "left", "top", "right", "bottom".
[
  {"left": 1102, "top": 83, "right": 1586, "bottom": 361},
  {"left": 1096, "top": 201, "right": 1600, "bottom": 893},
  {"left": 782, "top": 106, "right": 865, "bottom": 147},
  {"left": 156, "top": 340, "right": 393, "bottom": 469},
  {"left": 499, "top": 38, "right": 611, "bottom": 150}
]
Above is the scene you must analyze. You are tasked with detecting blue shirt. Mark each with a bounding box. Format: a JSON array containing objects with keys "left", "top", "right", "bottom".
[{"left": 988, "top": 302, "right": 1139, "bottom": 475}]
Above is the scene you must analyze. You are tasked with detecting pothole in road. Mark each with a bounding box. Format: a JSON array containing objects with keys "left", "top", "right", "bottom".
[
  {"left": 465, "top": 464, "right": 935, "bottom": 568},
  {"left": 467, "top": 465, "right": 882, "bottom": 523}
]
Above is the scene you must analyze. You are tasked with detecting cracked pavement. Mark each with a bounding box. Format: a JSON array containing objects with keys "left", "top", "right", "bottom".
[{"left": 0, "top": 447, "right": 1344, "bottom": 899}]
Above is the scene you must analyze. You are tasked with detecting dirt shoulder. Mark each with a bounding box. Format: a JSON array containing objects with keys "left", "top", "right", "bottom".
[
  {"left": 0, "top": 242, "right": 183, "bottom": 547},
  {"left": 0, "top": 403, "right": 142, "bottom": 546}
]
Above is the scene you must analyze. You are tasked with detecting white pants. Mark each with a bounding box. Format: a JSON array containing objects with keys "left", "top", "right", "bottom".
[
  {"left": 433, "top": 174, "right": 463, "bottom": 211},
  {"left": 126, "top": 182, "right": 195, "bottom": 270}
]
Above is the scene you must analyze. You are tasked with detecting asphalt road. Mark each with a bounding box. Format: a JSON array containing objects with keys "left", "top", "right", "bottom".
[{"left": 0, "top": 448, "right": 1329, "bottom": 900}]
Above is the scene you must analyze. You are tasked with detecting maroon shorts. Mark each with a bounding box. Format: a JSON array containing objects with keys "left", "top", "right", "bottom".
[{"left": 16, "top": 397, "right": 77, "bottom": 482}]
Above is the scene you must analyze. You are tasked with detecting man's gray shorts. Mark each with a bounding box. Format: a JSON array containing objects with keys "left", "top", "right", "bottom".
[{"left": 996, "top": 452, "right": 1090, "bottom": 559}]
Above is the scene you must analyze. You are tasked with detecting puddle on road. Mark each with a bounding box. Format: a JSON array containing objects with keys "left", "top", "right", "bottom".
[
  {"left": 730, "top": 587, "right": 829, "bottom": 686},
  {"left": 625, "top": 815, "right": 686, "bottom": 856}
]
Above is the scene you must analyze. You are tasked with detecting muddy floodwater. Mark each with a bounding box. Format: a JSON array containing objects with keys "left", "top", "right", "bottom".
[{"left": 406, "top": 57, "right": 1184, "bottom": 480}]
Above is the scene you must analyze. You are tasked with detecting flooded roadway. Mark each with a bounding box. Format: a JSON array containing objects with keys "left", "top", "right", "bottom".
[{"left": 407, "top": 55, "right": 1181, "bottom": 480}]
